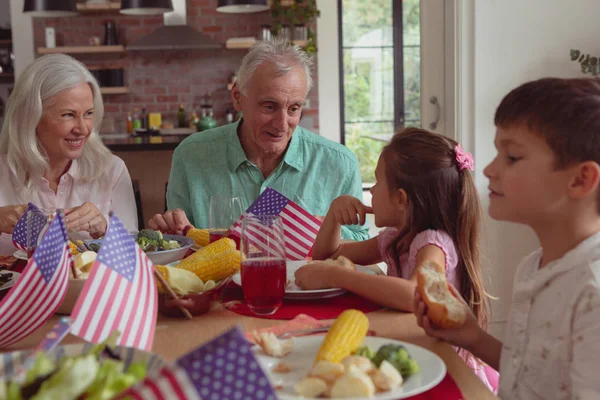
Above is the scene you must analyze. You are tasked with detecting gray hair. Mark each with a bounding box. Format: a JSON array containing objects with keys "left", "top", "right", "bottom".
[
  {"left": 0, "top": 54, "right": 111, "bottom": 197},
  {"left": 237, "top": 38, "right": 314, "bottom": 96}
]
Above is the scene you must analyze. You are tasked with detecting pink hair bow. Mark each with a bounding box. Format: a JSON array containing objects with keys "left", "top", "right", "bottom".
[{"left": 455, "top": 144, "right": 474, "bottom": 172}]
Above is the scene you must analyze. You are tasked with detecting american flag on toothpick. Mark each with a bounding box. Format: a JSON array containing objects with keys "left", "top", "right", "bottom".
[
  {"left": 229, "top": 188, "right": 322, "bottom": 260},
  {"left": 116, "top": 326, "right": 277, "bottom": 400},
  {"left": 11, "top": 203, "right": 49, "bottom": 252},
  {"left": 70, "top": 214, "right": 157, "bottom": 351},
  {"left": 0, "top": 212, "right": 72, "bottom": 348}
]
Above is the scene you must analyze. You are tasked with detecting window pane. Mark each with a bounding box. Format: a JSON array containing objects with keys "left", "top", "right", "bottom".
[
  {"left": 404, "top": 45, "right": 421, "bottom": 124},
  {"left": 343, "top": 47, "right": 395, "bottom": 122},
  {"left": 341, "top": 0, "right": 393, "bottom": 48},
  {"left": 403, "top": 0, "right": 420, "bottom": 46},
  {"left": 345, "top": 122, "right": 392, "bottom": 183}
]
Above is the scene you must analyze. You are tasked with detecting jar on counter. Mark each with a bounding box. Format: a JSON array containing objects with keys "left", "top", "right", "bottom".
[
  {"left": 294, "top": 24, "right": 307, "bottom": 41},
  {"left": 279, "top": 24, "right": 291, "bottom": 42},
  {"left": 260, "top": 25, "right": 272, "bottom": 41}
]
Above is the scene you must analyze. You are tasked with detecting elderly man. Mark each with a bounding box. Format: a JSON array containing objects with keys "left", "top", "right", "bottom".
[{"left": 149, "top": 39, "right": 368, "bottom": 241}]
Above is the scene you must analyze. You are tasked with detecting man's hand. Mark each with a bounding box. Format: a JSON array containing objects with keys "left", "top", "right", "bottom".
[
  {"left": 0, "top": 204, "right": 27, "bottom": 234},
  {"left": 148, "top": 209, "right": 191, "bottom": 235}
]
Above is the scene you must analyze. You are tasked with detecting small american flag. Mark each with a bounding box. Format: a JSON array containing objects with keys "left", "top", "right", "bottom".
[
  {"left": 0, "top": 213, "right": 71, "bottom": 348},
  {"left": 70, "top": 214, "right": 157, "bottom": 351},
  {"left": 117, "top": 326, "right": 277, "bottom": 400},
  {"left": 11, "top": 203, "right": 49, "bottom": 251},
  {"left": 229, "top": 188, "right": 322, "bottom": 260}
]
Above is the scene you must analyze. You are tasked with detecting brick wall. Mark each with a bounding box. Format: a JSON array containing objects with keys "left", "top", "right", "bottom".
[{"left": 32, "top": 0, "right": 319, "bottom": 133}]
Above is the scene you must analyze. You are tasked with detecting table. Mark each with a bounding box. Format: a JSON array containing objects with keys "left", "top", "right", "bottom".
[{"left": 3, "top": 309, "right": 498, "bottom": 400}]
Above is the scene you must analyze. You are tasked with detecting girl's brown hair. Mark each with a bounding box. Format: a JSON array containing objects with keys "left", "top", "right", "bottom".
[{"left": 382, "top": 127, "right": 489, "bottom": 331}]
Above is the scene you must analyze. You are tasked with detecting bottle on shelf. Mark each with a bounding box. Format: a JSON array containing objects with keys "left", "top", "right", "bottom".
[
  {"left": 177, "top": 104, "right": 187, "bottom": 128},
  {"left": 132, "top": 108, "right": 141, "bottom": 131},
  {"left": 140, "top": 107, "right": 148, "bottom": 130},
  {"left": 126, "top": 112, "right": 134, "bottom": 134}
]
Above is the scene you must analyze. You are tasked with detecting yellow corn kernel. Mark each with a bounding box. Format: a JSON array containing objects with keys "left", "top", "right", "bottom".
[
  {"left": 315, "top": 310, "right": 369, "bottom": 364},
  {"left": 155, "top": 265, "right": 169, "bottom": 294},
  {"left": 186, "top": 227, "right": 210, "bottom": 247},
  {"left": 69, "top": 242, "right": 80, "bottom": 255},
  {"left": 176, "top": 249, "right": 241, "bottom": 283}
]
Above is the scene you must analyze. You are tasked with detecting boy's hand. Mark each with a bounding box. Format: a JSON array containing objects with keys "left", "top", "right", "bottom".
[
  {"left": 413, "top": 285, "right": 483, "bottom": 351},
  {"left": 328, "top": 195, "right": 372, "bottom": 226}
]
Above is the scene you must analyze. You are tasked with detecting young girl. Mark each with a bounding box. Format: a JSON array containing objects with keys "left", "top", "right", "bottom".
[
  {"left": 294, "top": 127, "right": 497, "bottom": 391},
  {"left": 415, "top": 78, "right": 600, "bottom": 399}
]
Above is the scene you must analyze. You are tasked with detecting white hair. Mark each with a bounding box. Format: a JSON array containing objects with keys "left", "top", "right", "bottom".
[
  {"left": 0, "top": 54, "right": 111, "bottom": 197},
  {"left": 237, "top": 38, "right": 314, "bottom": 96}
]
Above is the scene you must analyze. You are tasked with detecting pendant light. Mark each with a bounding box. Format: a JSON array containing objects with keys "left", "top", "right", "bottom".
[
  {"left": 120, "top": 0, "right": 174, "bottom": 15},
  {"left": 23, "top": 0, "right": 78, "bottom": 17},
  {"left": 217, "top": 0, "right": 270, "bottom": 13}
]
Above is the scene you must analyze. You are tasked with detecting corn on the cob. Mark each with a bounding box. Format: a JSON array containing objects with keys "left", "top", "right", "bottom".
[
  {"left": 176, "top": 249, "right": 241, "bottom": 282},
  {"left": 185, "top": 226, "right": 210, "bottom": 247},
  {"left": 155, "top": 264, "right": 204, "bottom": 295},
  {"left": 69, "top": 242, "right": 80, "bottom": 255},
  {"left": 315, "top": 310, "right": 369, "bottom": 364},
  {"left": 193, "top": 237, "right": 236, "bottom": 258}
]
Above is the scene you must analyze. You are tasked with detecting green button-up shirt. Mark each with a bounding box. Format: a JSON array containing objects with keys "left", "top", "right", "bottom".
[{"left": 166, "top": 120, "right": 369, "bottom": 241}]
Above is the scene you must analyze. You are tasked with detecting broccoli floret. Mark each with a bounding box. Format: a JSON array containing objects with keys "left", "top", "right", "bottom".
[
  {"left": 354, "top": 346, "right": 376, "bottom": 360},
  {"left": 136, "top": 236, "right": 158, "bottom": 251},
  {"left": 89, "top": 243, "right": 101, "bottom": 253},
  {"left": 137, "top": 229, "right": 161, "bottom": 242},
  {"left": 372, "top": 344, "right": 420, "bottom": 377},
  {"left": 159, "top": 240, "right": 181, "bottom": 250}
]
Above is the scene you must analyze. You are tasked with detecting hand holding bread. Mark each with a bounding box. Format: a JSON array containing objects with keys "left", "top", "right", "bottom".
[{"left": 414, "top": 261, "right": 482, "bottom": 349}]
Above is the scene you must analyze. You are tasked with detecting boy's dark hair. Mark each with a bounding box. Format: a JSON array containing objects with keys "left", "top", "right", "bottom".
[{"left": 495, "top": 77, "right": 600, "bottom": 169}]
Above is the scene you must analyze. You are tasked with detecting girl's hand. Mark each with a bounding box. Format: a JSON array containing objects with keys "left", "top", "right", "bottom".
[
  {"left": 413, "top": 285, "right": 483, "bottom": 351},
  {"left": 328, "top": 195, "right": 373, "bottom": 226},
  {"left": 0, "top": 204, "right": 27, "bottom": 234},
  {"left": 294, "top": 263, "right": 336, "bottom": 290},
  {"left": 65, "top": 202, "right": 107, "bottom": 239}
]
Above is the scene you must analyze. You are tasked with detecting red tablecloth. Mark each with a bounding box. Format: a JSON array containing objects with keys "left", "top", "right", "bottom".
[{"left": 222, "top": 282, "right": 382, "bottom": 320}]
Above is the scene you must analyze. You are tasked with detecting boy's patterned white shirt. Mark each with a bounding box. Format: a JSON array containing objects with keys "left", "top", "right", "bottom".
[{"left": 499, "top": 231, "right": 600, "bottom": 400}]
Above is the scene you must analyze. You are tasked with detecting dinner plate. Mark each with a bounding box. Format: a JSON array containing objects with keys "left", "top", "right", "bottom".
[
  {"left": 0, "top": 271, "right": 21, "bottom": 292},
  {"left": 13, "top": 250, "right": 27, "bottom": 261},
  {"left": 231, "top": 260, "right": 376, "bottom": 300},
  {"left": 256, "top": 336, "right": 447, "bottom": 400}
]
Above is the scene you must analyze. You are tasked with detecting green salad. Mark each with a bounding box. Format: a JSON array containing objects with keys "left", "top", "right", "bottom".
[
  {"left": 88, "top": 229, "right": 181, "bottom": 253},
  {"left": 1, "top": 335, "right": 146, "bottom": 400},
  {"left": 354, "top": 343, "right": 420, "bottom": 378}
]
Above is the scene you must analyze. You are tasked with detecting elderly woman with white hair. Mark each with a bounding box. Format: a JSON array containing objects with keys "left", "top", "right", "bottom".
[
  {"left": 0, "top": 54, "right": 137, "bottom": 255},
  {"left": 149, "top": 38, "right": 368, "bottom": 241}
]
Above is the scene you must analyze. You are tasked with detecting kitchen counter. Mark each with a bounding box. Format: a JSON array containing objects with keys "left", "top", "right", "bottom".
[{"left": 101, "top": 134, "right": 190, "bottom": 152}]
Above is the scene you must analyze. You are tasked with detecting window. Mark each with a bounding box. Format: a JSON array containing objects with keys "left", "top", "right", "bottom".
[{"left": 339, "top": 0, "right": 421, "bottom": 184}]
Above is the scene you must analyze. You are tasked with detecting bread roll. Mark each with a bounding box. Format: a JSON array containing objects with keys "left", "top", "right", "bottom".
[{"left": 416, "top": 261, "right": 467, "bottom": 328}]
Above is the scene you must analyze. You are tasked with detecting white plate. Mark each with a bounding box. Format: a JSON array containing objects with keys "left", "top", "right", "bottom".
[
  {"left": 256, "top": 336, "right": 446, "bottom": 400},
  {"left": 231, "top": 260, "right": 376, "bottom": 300},
  {"left": 13, "top": 250, "right": 27, "bottom": 261},
  {"left": 0, "top": 271, "right": 21, "bottom": 291}
]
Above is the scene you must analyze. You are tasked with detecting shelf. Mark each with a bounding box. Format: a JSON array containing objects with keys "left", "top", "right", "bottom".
[
  {"left": 100, "top": 87, "right": 129, "bottom": 95},
  {"left": 225, "top": 40, "right": 307, "bottom": 49},
  {"left": 76, "top": 1, "right": 121, "bottom": 12},
  {"left": 38, "top": 45, "right": 125, "bottom": 54}
]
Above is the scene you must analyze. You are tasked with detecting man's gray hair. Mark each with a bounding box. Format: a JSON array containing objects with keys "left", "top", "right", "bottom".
[
  {"left": 0, "top": 54, "right": 111, "bottom": 197},
  {"left": 237, "top": 38, "right": 314, "bottom": 96}
]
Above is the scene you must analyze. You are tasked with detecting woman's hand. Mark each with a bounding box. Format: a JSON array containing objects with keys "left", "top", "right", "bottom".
[
  {"left": 0, "top": 204, "right": 27, "bottom": 234},
  {"left": 413, "top": 285, "right": 483, "bottom": 351},
  {"left": 294, "top": 263, "right": 337, "bottom": 290},
  {"left": 327, "top": 195, "right": 373, "bottom": 226},
  {"left": 65, "top": 202, "right": 107, "bottom": 239}
]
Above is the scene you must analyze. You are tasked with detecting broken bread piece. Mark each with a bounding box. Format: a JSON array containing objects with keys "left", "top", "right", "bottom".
[
  {"left": 371, "top": 360, "right": 403, "bottom": 391},
  {"left": 330, "top": 365, "right": 375, "bottom": 398},
  {"left": 416, "top": 261, "right": 467, "bottom": 328},
  {"left": 252, "top": 331, "right": 293, "bottom": 357},
  {"left": 305, "top": 255, "right": 356, "bottom": 271},
  {"left": 294, "top": 377, "right": 328, "bottom": 398},
  {"left": 309, "top": 360, "right": 345, "bottom": 383}
]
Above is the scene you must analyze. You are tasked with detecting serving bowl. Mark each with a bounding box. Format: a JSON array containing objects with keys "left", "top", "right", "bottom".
[{"left": 158, "top": 277, "right": 231, "bottom": 318}]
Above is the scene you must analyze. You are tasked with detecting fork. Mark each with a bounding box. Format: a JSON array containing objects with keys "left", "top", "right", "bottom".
[{"left": 276, "top": 326, "right": 331, "bottom": 340}]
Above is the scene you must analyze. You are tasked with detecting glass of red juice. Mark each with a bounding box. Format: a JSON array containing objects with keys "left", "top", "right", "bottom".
[
  {"left": 208, "top": 196, "right": 243, "bottom": 247},
  {"left": 240, "top": 215, "right": 287, "bottom": 315}
]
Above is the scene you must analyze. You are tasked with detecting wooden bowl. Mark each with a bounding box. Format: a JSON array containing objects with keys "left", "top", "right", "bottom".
[{"left": 158, "top": 277, "right": 231, "bottom": 318}]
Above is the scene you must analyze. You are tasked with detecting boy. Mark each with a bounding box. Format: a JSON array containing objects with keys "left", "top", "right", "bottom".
[{"left": 415, "top": 78, "right": 600, "bottom": 399}]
